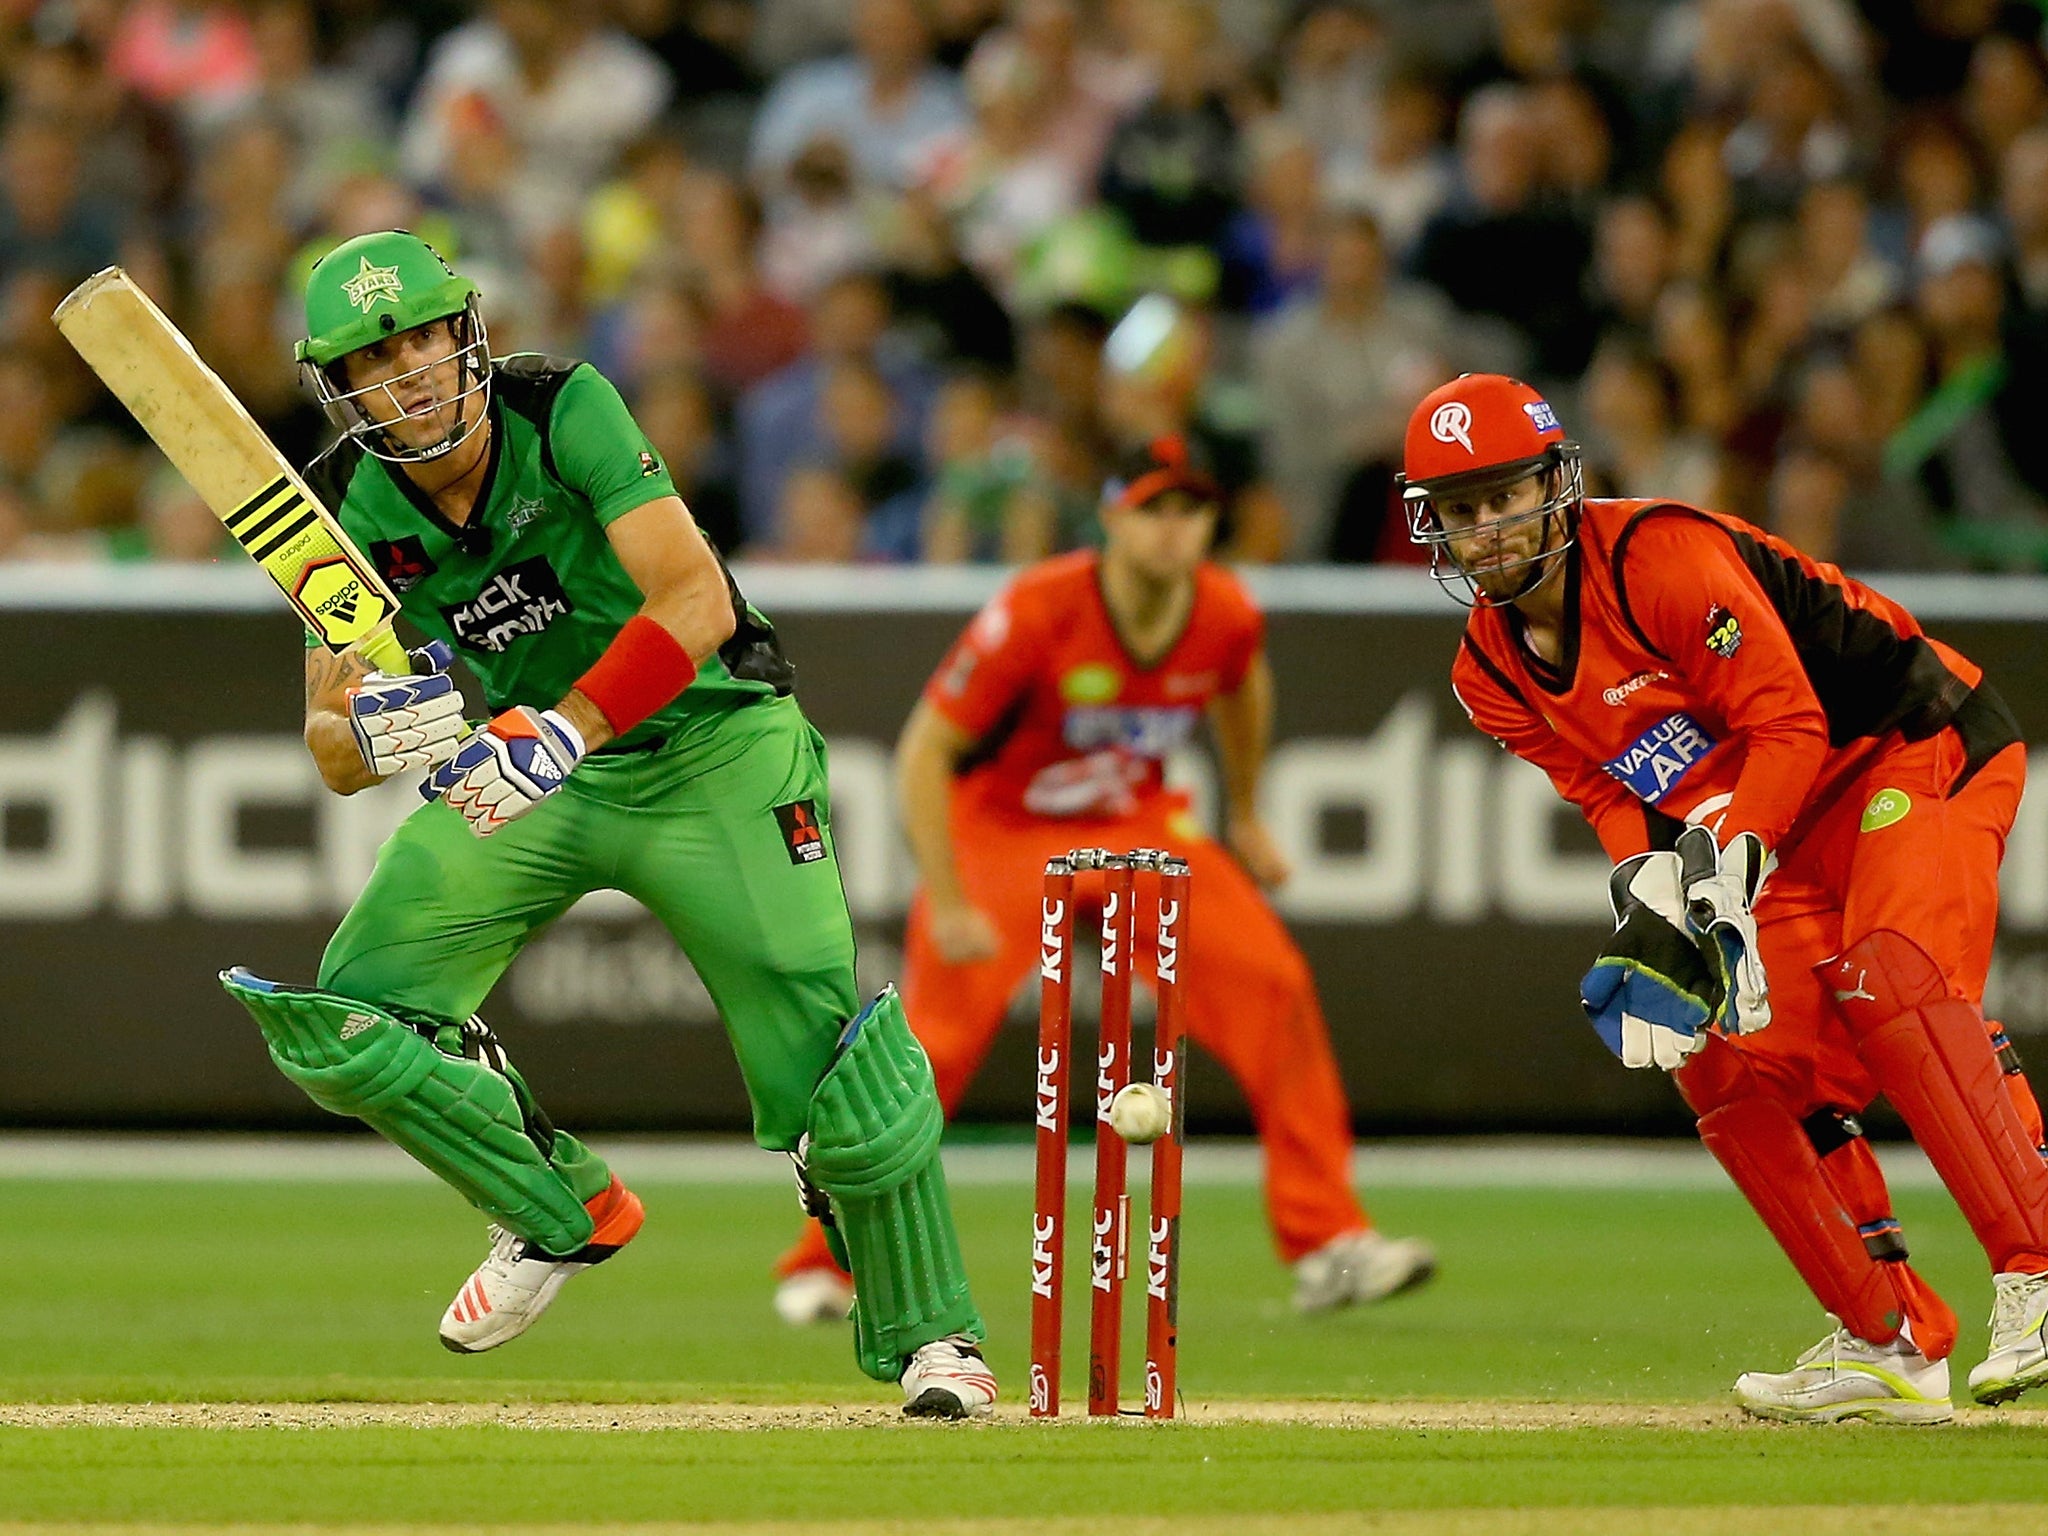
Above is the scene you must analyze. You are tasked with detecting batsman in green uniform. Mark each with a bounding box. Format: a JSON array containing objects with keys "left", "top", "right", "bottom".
[{"left": 221, "top": 230, "right": 995, "bottom": 1417}]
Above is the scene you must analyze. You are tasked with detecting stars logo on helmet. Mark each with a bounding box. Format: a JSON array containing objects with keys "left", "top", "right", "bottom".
[
  {"left": 341, "top": 256, "right": 405, "bottom": 312},
  {"left": 1429, "top": 400, "right": 1474, "bottom": 453}
]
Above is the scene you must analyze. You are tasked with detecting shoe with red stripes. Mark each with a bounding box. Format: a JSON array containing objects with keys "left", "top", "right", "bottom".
[
  {"left": 438, "top": 1175, "right": 645, "bottom": 1354},
  {"left": 899, "top": 1333, "right": 999, "bottom": 1419}
]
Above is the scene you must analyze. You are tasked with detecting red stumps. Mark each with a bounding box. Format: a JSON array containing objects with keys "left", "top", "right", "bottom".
[{"left": 1031, "top": 847, "right": 1190, "bottom": 1420}]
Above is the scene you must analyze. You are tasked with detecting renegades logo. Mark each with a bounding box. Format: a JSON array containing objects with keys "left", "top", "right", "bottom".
[
  {"left": 774, "top": 799, "right": 829, "bottom": 864},
  {"left": 370, "top": 536, "right": 436, "bottom": 594}
]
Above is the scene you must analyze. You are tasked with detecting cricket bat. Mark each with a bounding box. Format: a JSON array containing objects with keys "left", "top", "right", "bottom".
[{"left": 52, "top": 267, "right": 410, "bottom": 674}]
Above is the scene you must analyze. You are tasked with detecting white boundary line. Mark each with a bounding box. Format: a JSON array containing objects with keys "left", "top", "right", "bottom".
[
  {"left": 3, "top": 563, "right": 2046, "bottom": 621},
  {"left": 0, "top": 1133, "right": 1944, "bottom": 1190}
]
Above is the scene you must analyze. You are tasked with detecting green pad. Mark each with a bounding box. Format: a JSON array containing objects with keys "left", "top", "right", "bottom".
[
  {"left": 220, "top": 968, "right": 598, "bottom": 1257},
  {"left": 805, "top": 987, "right": 985, "bottom": 1381}
]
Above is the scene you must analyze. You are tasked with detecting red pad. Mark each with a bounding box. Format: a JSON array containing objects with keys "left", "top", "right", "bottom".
[
  {"left": 1824, "top": 930, "right": 2048, "bottom": 1274},
  {"left": 1677, "top": 1038, "right": 1935, "bottom": 1352},
  {"left": 573, "top": 616, "right": 698, "bottom": 738}
]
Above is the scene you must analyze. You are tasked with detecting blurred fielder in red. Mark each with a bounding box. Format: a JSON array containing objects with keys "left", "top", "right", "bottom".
[
  {"left": 774, "top": 435, "right": 1435, "bottom": 1324},
  {"left": 1403, "top": 371, "right": 2048, "bottom": 1423}
]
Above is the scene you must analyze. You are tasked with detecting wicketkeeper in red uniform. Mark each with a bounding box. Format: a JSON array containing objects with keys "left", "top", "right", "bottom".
[
  {"left": 1403, "top": 372, "right": 2048, "bottom": 1422},
  {"left": 773, "top": 436, "right": 1436, "bottom": 1324}
]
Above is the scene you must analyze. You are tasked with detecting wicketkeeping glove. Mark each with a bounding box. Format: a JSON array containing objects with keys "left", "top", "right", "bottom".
[
  {"left": 1580, "top": 851, "right": 1723, "bottom": 1070},
  {"left": 421, "top": 705, "right": 585, "bottom": 837},
  {"left": 346, "top": 639, "right": 466, "bottom": 777},
  {"left": 1676, "top": 824, "right": 1773, "bottom": 1035}
]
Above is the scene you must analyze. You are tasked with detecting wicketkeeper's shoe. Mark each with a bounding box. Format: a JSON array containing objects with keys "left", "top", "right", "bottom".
[
  {"left": 899, "top": 1333, "right": 999, "bottom": 1419},
  {"left": 1291, "top": 1228, "right": 1438, "bottom": 1314},
  {"left": 438, "top": 1174, "right": 645, "bottom": 1354},
  {"left": 774, "top": 1265, "right": 856, "bottom": 1326},
  {"left": 1734, "top": 1316, "right": 1952, "bottom": 1424},
  {"left": 1968, "top": 1270, "right": 2048, "bottom": 1405}
]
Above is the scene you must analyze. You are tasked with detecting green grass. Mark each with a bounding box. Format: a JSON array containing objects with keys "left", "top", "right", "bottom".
[{"left": 0, "top": 1169, "right": 2041, "bottom": 1525}]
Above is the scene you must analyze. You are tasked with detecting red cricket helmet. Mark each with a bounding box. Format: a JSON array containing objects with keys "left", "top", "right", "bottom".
[{"left": 1397, "top": 373, "right": 1583, "bottom": 606}]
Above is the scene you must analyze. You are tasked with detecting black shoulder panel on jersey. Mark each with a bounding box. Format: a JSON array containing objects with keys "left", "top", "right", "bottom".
[
  {"left": 717, "top": 555, "right": 796, "bottom": 696},
  {"left": 1611, "top": 505, "right": 1974, "bottom": 748},
  {"left": 1458, "top": 631, "right": 1532, "bottom": 712},
  {"left": 491, "top": 353, "right": 584, "bottom": 484},
  {"left": 303, "top": 433, "right": 366, "bottom": 515}
]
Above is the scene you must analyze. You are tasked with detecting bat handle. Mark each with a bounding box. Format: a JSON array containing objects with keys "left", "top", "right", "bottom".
[{"left": 358, "top": 624, "right": 411, "bottom": 676}]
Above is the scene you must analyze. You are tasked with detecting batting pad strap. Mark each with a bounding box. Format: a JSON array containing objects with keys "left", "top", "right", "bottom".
[
  {"left": 805, "top": 987, "right": 985, "bottom": 1382},
  {"left": 573, "top": 615, "right": 697, "bottom": 739},
  {"left": 220, "top": 968, "right": 598, "bottom": 1257}
]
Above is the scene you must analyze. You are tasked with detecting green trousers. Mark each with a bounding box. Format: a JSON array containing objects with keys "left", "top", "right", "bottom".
[{"left": 320, "top": 694, "right": 858, "bottom": 1152}]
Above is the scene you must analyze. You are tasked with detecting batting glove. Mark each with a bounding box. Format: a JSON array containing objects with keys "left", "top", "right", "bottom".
[
  {"left": 1676, "top": 824, "right": 1773, "bottom": 1035},
  {"left": 421, "top": 705, "right": 585, "bottom": 836},
  {"left": 346, "top": 640, "right": 466, "bottom": 778},
  {"left": 1580, "top": 851, "right": 1722, "bottom": 1071}
]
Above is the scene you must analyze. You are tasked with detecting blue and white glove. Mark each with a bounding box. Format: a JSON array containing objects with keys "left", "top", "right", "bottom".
[
  {"left": 346, "top": 640, "right": 466, "bottom": 778},
  {"left": 421, "top": 705, "right": 585, "bottom": 837},
  {"left": 1580, "top": 851, "right": 1723, "bottom": 1070},
  {"left": 1676, "top": 824, "right": 1773, "bottom": 1035}
]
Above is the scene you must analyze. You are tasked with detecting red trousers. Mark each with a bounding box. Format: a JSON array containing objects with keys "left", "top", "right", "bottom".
[
  {"left": 778, "top": 796, "right": 1370, "bottom": 1278},
  {"left": 1673, "top": 733, "right": 2047, "bottom": 1357}
]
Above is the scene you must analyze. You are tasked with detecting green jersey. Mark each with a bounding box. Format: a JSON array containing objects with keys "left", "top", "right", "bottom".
[{"left": 304, "top": 355, "right": 791, "bottom": 746}]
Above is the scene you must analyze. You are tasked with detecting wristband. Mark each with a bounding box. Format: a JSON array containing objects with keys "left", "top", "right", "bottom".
[{"left": 573, "top": 615, "right": 699, "bottom": 736}]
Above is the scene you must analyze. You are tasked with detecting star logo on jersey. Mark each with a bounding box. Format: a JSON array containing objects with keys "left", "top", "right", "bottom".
[
  {"left": 341, "top": 255, "right": 405, "bottom": 312},
  {"left": 507, "top": 495, "right": 546, "bottom": 531}
]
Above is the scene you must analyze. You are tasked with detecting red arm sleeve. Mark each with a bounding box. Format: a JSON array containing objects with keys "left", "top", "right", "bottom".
[
  {"left": 924, "top": 581, "right": 1044, "bottom": 737},
  {"left": 1451, "top": 641, "right": 1652, "bottom": 861},
  {"left": 1213, "top": 571, "right": 1265, "bottom": 692},
  {"left": 1616, "top": 513, "right": 1830, "bottom": 849}
]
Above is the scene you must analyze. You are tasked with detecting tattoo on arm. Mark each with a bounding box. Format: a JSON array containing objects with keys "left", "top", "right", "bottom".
[{"left": 305, "top": 646, "right": 371, "bottom": 709}]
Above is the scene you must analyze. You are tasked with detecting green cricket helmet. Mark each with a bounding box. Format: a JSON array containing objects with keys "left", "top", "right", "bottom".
[{"left": 297, "top": 230, "right": 491, "bottom": 463}]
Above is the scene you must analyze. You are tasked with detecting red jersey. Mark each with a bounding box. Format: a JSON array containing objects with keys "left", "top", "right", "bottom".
[
  {"left": 927, "top": 551, "right": 1264, "bottom": 820},
  {"left": 1452, "top": 499, "right": 2019, "bottom": 861}
]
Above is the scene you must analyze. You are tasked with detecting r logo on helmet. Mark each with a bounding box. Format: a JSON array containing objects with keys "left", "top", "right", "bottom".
[{"left": 1430, "top": 401, "right": 1474, "bottom": 454}]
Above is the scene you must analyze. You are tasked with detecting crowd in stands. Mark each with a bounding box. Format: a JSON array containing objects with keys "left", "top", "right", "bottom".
[{"left": 6, "top": 0, "right": 2048, "bottom": 571}]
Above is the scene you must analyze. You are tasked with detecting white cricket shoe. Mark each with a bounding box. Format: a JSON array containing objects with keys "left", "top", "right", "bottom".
[
  {"left": 899, "top": 1333, "right": 999, "bottom": 1419},
  {"left": 1969, "top": 1270, "right": 2048, "bottom": 1406},
  {"left": 774, "top": 1266, "right": 855, "bottom": 1326},
  {"left": 439, "top": 1175, "right": 645, "bottom": 1354},
  {"left": 1734, "top": 1317, "right": 1952, "bottom": 1424},
  {"left": 1292, "top": 1228, "right": 1438, "bottom": 1314}
]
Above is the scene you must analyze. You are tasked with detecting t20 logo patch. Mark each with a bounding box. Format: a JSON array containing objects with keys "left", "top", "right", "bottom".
[
  {"left": 1602, "top": 712, "right": 1719, "bottom": 803},
  {"left": 439, "top": 556, "right": 574, "bottom": 654},
  {"left": 774, "top": 799, "right": 829, "bottom": 864},
  {"left": 1705, "top": 604, "right": 1743, "bottom": 658},
  {"left": 371, "top": 536, "right": 436, "bottom": 593}
]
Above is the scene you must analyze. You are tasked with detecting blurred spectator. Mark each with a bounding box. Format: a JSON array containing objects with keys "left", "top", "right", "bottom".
[
  {"left": 1721, "top": 36, "right": 1858, "bottom": 222},
  {"left": 1010, "top": 300, "right": 1113, "bottom": 544},
  {"left": 1446, "top": 0, "right": 1636, "bottom": 180},
  {"left": 1100, "top": 294, "right": 1287, "bottom": 561},
  {"left": 1587, "top": 194, "right": 1672, "bottom": 343},
  {"left": 1880, "top": 111, "right": 1989, "bottom": 261},
  {"left": 922, "top": 368, "right": 1057, "bottom": 561},
  {"left": 678, "top": 176, "right": 812, "bottom": 394},
  {"left": 632, "top": 367, "right": 745, "bottom": 556},
  {"left": 1885, "top": 213, "right": 2048, "bottom": 567},
  {"left": 0, "top": 114, "right": 130, "bottom": 285},
  {"left": 2000, "top": 124, "right": 2048, "bottom": 309},
  {"left": 105, "top": 460, "right": 235, "bottom": 563},
  {"left": 401, "top": 1, "right": 671, "bottom": 238},
  {"left": 758, "top": 135, "right": 892, "bottom": 301},
  {"left": 749, "top": 0, "right": 969, "bottom": 195},
  {"left": 106, "top": 0, "right": 261, "bottom": 133},
  {"left": 1253, "top": 211, "right": 1452, "bottom": 560},
  {"left": 1322, "top": 60, "right": 1452, "bottom": 264},
  {"left": 881, "top": 190, "right": 1017, "bottom": 370},
  {"left": 1798, "top": 178, "right": 1900, "bottom": 332},
  {"left": 738, "top": 270, "right": 940, "bottom": 543},
  {"left": 1865, "top": 0, "right": 2043, "bottom": 105},
  {"left": 759, "top": 466, "right": 867, "bottom": 561},
  {"left": 1279, "top": 0, "right": 1387, "bottom": 170},
  {"left": 246, "top": 0, "right": 391, "bottom": 225},
  {"left": 1662, "top": 121, "right": 1735, "bottom": 283},
  {"left": 1001, "top": 0, "right": 1141, "bottom": 182},
  {"left": 1218, "top": 122, "right": 1324, "bottom": 316},
  {"left": 1096, "top": 0, "right": 1240, "bottom": 277},
  {"left": 784, "top": 356, "right": 927, "bottom": 560},
  {"left": 0, "top": 350, "right": 138, "bottom": 540},
  {"left": 1411, "top": 84, "right": 1593, "bottom": 380},
  {"left": 1581, "top": 337, "right": 1721, "bottom": 506},
  {"left": 1654, "top": 281, "right": 1741, "bottom": 438},
  {"left": 1531, "top": 75, "right": 1612, "bottom": 218},
  {"left": 1963, "top": 31, "right": 2048, "bottom": 164},
  {"left": 929, "top": 0, "right": 1009, "bottom": 71}
]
